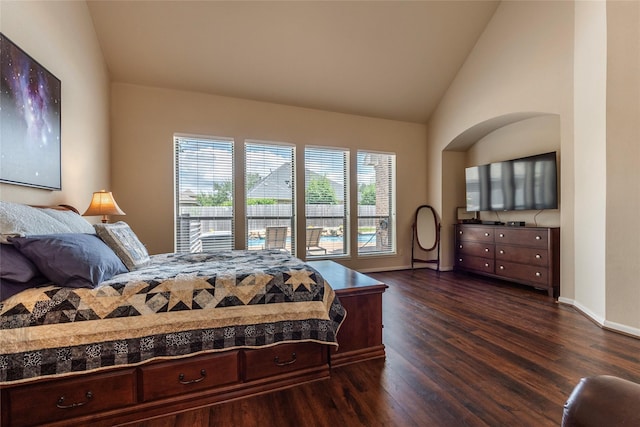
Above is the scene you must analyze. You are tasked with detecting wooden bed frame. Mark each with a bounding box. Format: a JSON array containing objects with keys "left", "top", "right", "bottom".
[{"left": 1, "top": 253, "right": 386, "bottom": 426}]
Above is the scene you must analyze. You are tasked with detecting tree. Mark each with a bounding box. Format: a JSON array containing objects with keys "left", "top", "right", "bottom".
[
  {"left": 246, "top": 172, "right": 262, "bottom": 191},
  {"left": 306, "top": 176, "right": 337, "bottom": 204},
  {"left": 197, "top": 181, "right": 232, "bottom": 206},
  {"left": 359, "top": 183, "right": 376, "bottom": 205}
]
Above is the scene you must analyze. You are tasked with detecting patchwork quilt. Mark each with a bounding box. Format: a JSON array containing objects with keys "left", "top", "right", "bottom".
[{"left": 0, "top": 250, "right": 346, "bottom": 384}]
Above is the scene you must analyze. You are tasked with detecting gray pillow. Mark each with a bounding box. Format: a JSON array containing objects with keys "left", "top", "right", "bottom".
[
  {"left": 11, "top": 234, "right": 127, "bottom": 288},
  {"left": 42, "top": 209, "right": 96, "bottom": 234},
  {"left": 94, "top": 222, "right": 150, "bottom": 270}
]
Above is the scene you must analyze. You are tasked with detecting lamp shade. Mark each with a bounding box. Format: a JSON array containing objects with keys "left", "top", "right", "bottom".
[{"left": 83, "top": 190, "right": 125, "bottom": 223}]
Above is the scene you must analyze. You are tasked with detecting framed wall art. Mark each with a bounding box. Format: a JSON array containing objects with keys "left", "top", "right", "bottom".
[{"left": 1, "top": 33, "right": 61, "bottom": 190}]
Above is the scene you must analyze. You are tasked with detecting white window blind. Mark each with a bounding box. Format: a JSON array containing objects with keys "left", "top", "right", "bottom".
[
  {"left": 245, "top": 141, "right": 295, "bottom": 253},
  {"left": 357, "top": 150, "right": 396, "bottom": 255},
  {"left": 174, "top": 136, "right": 234, "bottom": 253},
  {"left": 304, "top": 147, "right": 349, "bottom": 257}
]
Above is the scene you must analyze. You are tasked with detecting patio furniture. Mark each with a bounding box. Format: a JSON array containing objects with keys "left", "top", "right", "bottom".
[
  {"left": 264, "top": 226, "right": 288, "bottom": 250},
  {"left": 306, "top": 227, "right": 327, "bottom": 255}
]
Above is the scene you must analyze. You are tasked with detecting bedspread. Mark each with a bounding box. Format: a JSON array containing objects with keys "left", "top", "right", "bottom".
[{"left": 0, "top": 250, "right": 346, "bottom": 384}]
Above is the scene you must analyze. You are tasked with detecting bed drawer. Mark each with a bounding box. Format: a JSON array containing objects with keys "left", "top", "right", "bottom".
[
  {"left": 140, "top": 351, "right": 240, "bottom": 402},
  {"left": 243, "top": 342, "right": 328, "bottom": 381},
  {"left": 6, "top": 369, "right": 136, "bottom": 427}
]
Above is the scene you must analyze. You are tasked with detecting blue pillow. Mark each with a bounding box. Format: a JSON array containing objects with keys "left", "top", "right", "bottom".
[
  {"left": 1, "top": 277, "right": 50, "bottom": 302},
  {"left": 0, "top": 244, "right": 50, "bottom": 301},
  {"left": 0, "top": 243, "right": 45, "bottom": 283},
  {"left": 10, "top": 234, "right": 127, "bottom": 288}
]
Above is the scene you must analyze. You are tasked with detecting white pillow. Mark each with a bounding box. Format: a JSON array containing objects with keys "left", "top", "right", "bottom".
[
  {"left": 42, "top": 208, "right": 96, "bottom": 234},
  {"left": 0, "top": 201, "right": 72, "bottom": 243}
]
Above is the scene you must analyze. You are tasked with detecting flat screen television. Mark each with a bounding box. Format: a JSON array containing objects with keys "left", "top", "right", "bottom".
[{"left": 465, "top": 152, "right": 558, "bottom": 212}]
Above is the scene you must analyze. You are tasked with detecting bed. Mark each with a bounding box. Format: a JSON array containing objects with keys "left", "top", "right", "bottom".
[{"left": 0, "top": 202, "right": 386, "bottom": 426}]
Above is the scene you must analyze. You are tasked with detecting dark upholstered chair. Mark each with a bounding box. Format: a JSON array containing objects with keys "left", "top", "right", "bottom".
[{"left": 562, "top": 375, "right": 640, "bottom": 426}]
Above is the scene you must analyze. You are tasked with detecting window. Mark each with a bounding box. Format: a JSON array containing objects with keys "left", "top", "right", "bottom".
[
  {"left": 245, "top": 141, "right": 296, "bottom": 253},
  {"left": 174, "top": 136, "right": 234, "bottom": 253},
  {"left": 357, "top": 151, "right": 396, "bottom": 255},
  {"left": 304, "top": 147, "right": 349, "bottom": 257}
]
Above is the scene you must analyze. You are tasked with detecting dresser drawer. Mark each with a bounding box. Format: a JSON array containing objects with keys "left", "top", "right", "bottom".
[
  {"left": 456, "top": 226, "right": 494, "bottom": 243},
  {"left": 140, "top": 351, "right": 240, "bottom": 402},
  {"left": 457, "top": 241, "right": 494, "bottom": 257},
  {"left": 494, "top": 228, "right": 548, "bottom": 248},
  {"left": 495, "top": 260, "right": 549, "bottom": 286},
  {"left": 456, "top": 255, "right": 494, "bottom": 274},
  {"left": 495, "top": 245, "right": 548, "bottom": 267},
  {"left": 243, "top": 342, "right": 327, "bottom": 381},
  {"left": 6, "top": 369, "right": 136, "bottom": 427}
]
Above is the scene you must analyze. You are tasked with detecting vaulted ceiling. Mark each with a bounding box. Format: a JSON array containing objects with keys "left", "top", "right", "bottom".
[{"left": 87, "top": 1, "right": 499, "bottom": 124}]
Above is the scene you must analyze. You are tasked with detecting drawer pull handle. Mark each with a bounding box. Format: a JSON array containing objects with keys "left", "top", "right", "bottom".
[
  {"left": 484, "top": 263, "right": 490, "bottom": 268},
  {"left": 56, "top": 391, "right": 93, "bottom": 409},
  {"left": 459, "top": 244, "right": 463, "bottom": 249},
  {"left": 484, "top": 248, "right": 489, "bottom": 252},
  {"left": 499, "top": 233, "right": 504, "bottom": 238},
  {"left": 178, "top": 369, "right": 207, "bottom": 385},
  {"left": 499, "top": 250, "right": 505, "bottom": 254},
  {"left": 499, "top": 265, "right": 505, "bottom": 270},
  {"left": 484, "top": 232, "right": 490, "bottom": 237},
  {"left": 459, "top": 230, "right": 463, "bottom": 235},
  {"left": 535, "top": 254, "right": 541, "bottom": 259},
  {"left": 535, "top": 272, "right": 542, "bottom": 277},
  {"left": 274, "top": 352, "right": 297, "bottom": 367},
  {"left": 535, "top": 236, "right": 542, "bottom": 240},
  {"left": 458, "top": 258, "right": 463, "bottom": 262}
]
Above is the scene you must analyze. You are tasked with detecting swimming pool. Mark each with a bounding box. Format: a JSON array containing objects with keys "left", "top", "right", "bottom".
[{"left": 247, "top": 233, "right": 375, "bottom": 247}]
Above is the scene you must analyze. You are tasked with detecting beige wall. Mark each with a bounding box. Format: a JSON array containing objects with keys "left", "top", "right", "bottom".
[
  {"left": 573, "top": 0, "right": 608, "bottom": 321},
  {"left": 426, "top": 1, "right": 574, "bottom": 274},
  {"left": 110, "top": 83, "right": 427, "bottom": 272},
  {"left": 0, "top": 1, "right": 110, "bottom": 211},
  {"left": 604, "top": 0, "right": 640, "bottom": 334},
  {"left": 428, "top": 0, "right": 640, "bottom": 336}
]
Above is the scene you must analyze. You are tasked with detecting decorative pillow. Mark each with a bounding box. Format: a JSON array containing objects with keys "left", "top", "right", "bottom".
[
  {"left": 0, "top": 201, "right": 72, "bottom": 243},
  {"left": 94, "top": 222, "right": 150, "bottom": 271},
  {"left": 42, "top": 209, "right": 96, "bottom": 234},
  {"left": 10, "top": 234, "right": 127, "bottom": 288}
]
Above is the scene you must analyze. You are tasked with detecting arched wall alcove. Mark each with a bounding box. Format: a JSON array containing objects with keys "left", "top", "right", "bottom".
[{"left": 438, "top": 112, "right": 561, "bottom": 271}]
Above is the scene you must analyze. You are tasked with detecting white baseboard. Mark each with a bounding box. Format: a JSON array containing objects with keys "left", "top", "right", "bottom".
[{"left": 558, "top": 297, "right": 640, "bottom": 338}]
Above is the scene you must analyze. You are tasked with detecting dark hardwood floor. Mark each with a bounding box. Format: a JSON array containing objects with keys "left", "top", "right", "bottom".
[{"left": 124, "top": 269, "right": 640, "bottom": 427}]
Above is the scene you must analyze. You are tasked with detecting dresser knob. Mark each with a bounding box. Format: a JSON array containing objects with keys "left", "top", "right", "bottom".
[
  {"left": 459, "top": 244, "right": 463, "bottom": 249},
  {"left": 459, "top": 230, "right": 463, "bottom": 235},
  {"left": 484, "top": 232, "right": 490, "bottom": 237},
  {"left": 485, "top": 263, "right": 490, "bottom": 267},
  {"left": 535, "top": 235, "right": 542, "bottom": 240},
  {"left": 499, "top": 265, "right": 504, "bottom": 270},
  {"left": 535, "top": 272, "right": 542, "bottom": 277},
  {"left": 484, "top": 248, "right": 489, "bottom": 252},
  {"left": 499, "top": 233, "right": 504, "bottom": 238},
  {"left": 535, "top": 254, "right": 541, "bottom": 259},
  {"left": 499, "top": 250, "right": 504, "bottom": 254},
  {"left": 459, "top": 258, "right": 463, "bottom": 262}
]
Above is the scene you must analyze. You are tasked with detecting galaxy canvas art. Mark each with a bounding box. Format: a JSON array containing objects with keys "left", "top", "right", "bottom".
[{"left": 1, "top": 33, "right": 61, "bottom": 190}]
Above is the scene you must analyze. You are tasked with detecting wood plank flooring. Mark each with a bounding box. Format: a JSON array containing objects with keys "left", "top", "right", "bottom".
[{"left": 125, "top": 269, "right": 640, "bottom": 427}]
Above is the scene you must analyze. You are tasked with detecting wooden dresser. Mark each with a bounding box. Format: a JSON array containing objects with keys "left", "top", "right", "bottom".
[{"left": 454, "top": 224, "right": 560, "bottom": 298}]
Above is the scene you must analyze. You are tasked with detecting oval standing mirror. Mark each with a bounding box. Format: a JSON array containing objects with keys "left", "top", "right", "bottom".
[
  {"left": 411, "top": 205, "right": 440, "bottom": 271},
  {"left": 416, "top": 205, "right": 437, "bottom": 251}
]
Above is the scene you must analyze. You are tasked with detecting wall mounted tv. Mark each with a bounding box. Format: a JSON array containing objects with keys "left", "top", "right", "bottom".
[{"left": 465, "top": 151, "right": 558, "bottom": 212}]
